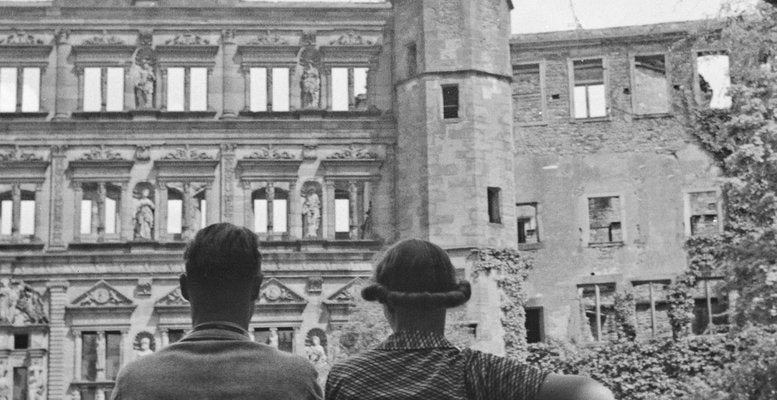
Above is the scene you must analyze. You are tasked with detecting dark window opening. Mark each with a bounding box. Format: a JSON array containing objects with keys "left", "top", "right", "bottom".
[
  {"left": 277, "top": 327, "right": 294, "bottom": 353},
  {"left": 13, "top": 367, "right": 27, "bottom": 400},
  {"left": 442, "top": 85, "right": 459, "bottom": 119},
  {"left": 407, "top": 42, "right": 417, "bottom": 77},
  {"left": 487, "top": 187, "right": 501, "bottom": 224},
  {"left": 516, "top": 203, "right": 539, "bottom": 245},
  {"left": 525, "top": 308, "right": 544, "bottom": 343},
  {"left": 168, "top": 329, "right": 185, "bottom": 344},
  {"left": 689, "top": 191, "right": 719, "bottom": 236},
  {"left": 588, "top": 196, "right": 622, "bottom": 244},
  {"left": 13, "top": 334, "right": 29, "bottom": 350}
]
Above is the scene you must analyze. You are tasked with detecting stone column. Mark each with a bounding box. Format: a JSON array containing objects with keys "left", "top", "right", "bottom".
[
  {"left": 96, "top": 182, "right": 106, "bottom": 241},
  {"left": 348, "top": 181, "right": 359, "bottom": 239},
  {"left": 156, "top": 182, "right": 168, "bottom": 241},
  {"left": 34, "top": 183, "right": 42, "bottom": 241},
  {"left": 11, "top": 184, "right": 21, "bottom": 241},
  {"left": 120, "top": 329, "right": 130, "bottom": 366},
  {"left": 159, "top": 68, "right": 168, "bottom": 111},
  {"left": 54, "top": 29, "right": 75, "bottom": 120},
  {"left": 243, "top": 181, "right": 253, "bottom": 231},
  {"left": 120, "top": 182, "right": 132, "bottom": 241},
  {"left": 49, "top": 146, "right": 68, "bottom": 249},
  {"left": 73, "top": 329, "right": 82, "bottom": 380},
  {"left": 95, "top": 331, "right": 106, "bottom": 381},
  {"left": 46, "top": 280, "right": 70, "bottom": 400},
  {"left": 266, "top": 182, "right": 275, "bottom": 237},
  {"left": 288, "top": 180, "right": 301, "bottom": 239},
  {"left": 182, "top": 182, "right": 193, "bottom": 238},
  {"left": 363, "top": 181, "right": 372, "bottom": 238},
  {"left": 222, "top": 30, "right": 240, "bottom": 118},
  {"left": 323, "top": 181, "right": 335, "bottom": 239},
  {"left": 220, "top": 144, "right": 236, "bottom": 223},
  {"left": 72, "top": 182, "right": 83, "bottom": 242}
]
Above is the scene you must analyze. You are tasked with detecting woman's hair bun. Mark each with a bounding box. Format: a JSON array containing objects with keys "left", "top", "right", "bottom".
[{"left": 361, "top": 280, "right": 471, "bottom": 309}]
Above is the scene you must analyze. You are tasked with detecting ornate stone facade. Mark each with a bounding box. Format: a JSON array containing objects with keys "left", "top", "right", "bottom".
[{"left": 0, "top": 0, "right": 723, "bottom": 398}]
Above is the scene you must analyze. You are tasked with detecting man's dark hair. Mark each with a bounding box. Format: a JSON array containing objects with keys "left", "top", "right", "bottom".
[{"left": 183, "top": 223, "right": 261, "bottom": 285}]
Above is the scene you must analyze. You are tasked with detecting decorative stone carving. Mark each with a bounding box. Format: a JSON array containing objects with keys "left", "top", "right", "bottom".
[
  {"left": 244, "top": 145, "right": 295, "bottom": 160},
  {"left": 0, "top": 31, "right": 44, "bottom": 45},
  {"left": 72, "top": 281, "right": 133, "bottom": 307},
  {"left": 301, "top": 61, "right": 320, "bottom": 109},
  {"left": 79, "top": 146, "right": 124, "bottom": 161},
  {"left": 301, "top": 181, "right": 322, "bottom": 238},
  {"left": 329, "top": 31, "right": 373, "bottom": 46},
  {"left": 165, "top": 33, "right": 209, "bottom": 46},
  {"left": 82, "top": 31, "right": 125, "bottom": 46},
  {"left": 305, "top": 328, "right": 329, "bottom": 386},
  {"left": 301, "top": 30, "right": 316, "bottom": 47},
  {"left": 307, "top": 276, "right": 323, "bottom": 295},
  {"left": 328, "top": 144, "right": 379, "bottom": 160},
  {"left": 258, "top": 278, "right": 306, "bottom": 305},
  {"left": 0, "top": 278, "right": 48, "bottom": 325},
  {"left": 0, "top": 147, "right": 44, "bottom": 162},
  {"left": 133, "top": 184, "right": 155, "bottom": 240},
  {"left": 55, "top": 28, "right": 71, "bottom": 45},
  {"left": 162, "top": 146, "right": 214, "bottom": 160},
  {"left": 136, "top": 277, "right": 152, "bottom": 297},
  {"left": 0, "top": 364, "right": 9, "bottom": 400},
  {"left": 134, "top": 331, "right": 156, "bottom": 358},
  {"left": 130, "top": 47, "right": 156, "bottom": 109},
  {"left": 156, "top": 287, "right": 188, "bottom": 306},
  {"left": 27, "top": 364, "right": 46, "bottom": 400},
  {"left": 248, "top": 31, "right": 290, "bottom": 46},
  {"left": 303, "top": 145, "right": 317, "bottom": 160},
  {"left": 135, "top": 145, "right": 151, "bottom": 161},
  {"left": 326, "top": 278, "right": 367, "bottom": 303}
]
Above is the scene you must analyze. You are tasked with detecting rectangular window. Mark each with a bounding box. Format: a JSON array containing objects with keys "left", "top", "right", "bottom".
[
  {"left": 167, "top": 198, "right": 183, "bottom": 234},
  {"left": 105, "top": 67, "right": 124, "bottom": 111},
  {"left": 249, "top": 67, "right": 268, "bottom": 112},
  {"left": 0, "top": 67, "right": 16, "bottom": 112},
  {"left": 81, "top": 332, "right": 98, "bottom": 381},
  {"left": 13, "top": 367, "right": 27, "bottom": 400},
  {"left": 331, "top": 67, "right": 349, "bottom": 111},
  {"left": 335, "top": 198, "right": 350, "bottom": 235},
  {"left": 516, "top": 203, "right": 539, "bottom": 244},
  {"left": 442, "top": 85, "right": 459, "bottom": 119},
  {"left": 105, "top": 197, "right": 117, "bottom": 235},
  {"left": 253, "top": 199, "right": 268, "bottom": 233},
  {"left": 83, "top": 67, "right": 102, "bottom": 112},
  {"left": 13, "top": 334, "right": 29, "bottom": 350},
  {"left": 633, "top": 280, "right": 671, "bottom": 339},
  {"left": 407, "top": 42, "right": 417, "bottom": 77},
  {"left": 166, "top": 67, "right": 185, "bottom": 111},
  {"left": 198, "top": 198, "right": 207, "bottom": 229},
  {"left": 697, "top": 52, "right": 731, "bottom": 109},
  {"left": 0, "top": 199, "right": 11, "bottom": 235},
  {"left": 254, "top": 327, "right": 272, "bottom": 345},
  {"left": 573, "top": 58, "right": 606, "bottom": 118},
  {"left": 588, "top": 196, "right": 622, "bottom": 243},
  {"left": 273, "top": 199, "right": 288, "bottom": 233},
  {"left": 354, "top": 67, "right": 368, "bottom": 109},
  {"left": 168, "top": 329, "right": 185, "bottom": 344},
  {"left": 579, "top": 283, "right": 616, "bottom": 342},
  {"left": 525, "top": 307, "right": 544, "bottom": 343},
  {"left": 21, "top": 67, "right": 40, "bottom": 112},
  {"left": 692, "top": 278, "right": 728, "bottom": 334},
  {"left": 189, "top": 67, "right": 208, "bottom": 111},
  {"left": 105, "top": 331, "right": 122, "bottom": 380},
  {"left": 633, "top": 55, "right": 669, "bottom": 115},
  {"left": 513, "top": 64, "right": 544, "bottom": 123},
  {"left": 487, "top": 187, "right": 501, "bottom": 224},
  {"left": 80, "top": 199, "right": 93, "bottom": 235},
  {"left": 688, "top": 191, "right": 719, "bottom": 236},
  {"left": 277, "top": 327, "right": 294, "bottom": 353},
  {"left": 271, "top": 68, "right": 290, "bottom": 112}
]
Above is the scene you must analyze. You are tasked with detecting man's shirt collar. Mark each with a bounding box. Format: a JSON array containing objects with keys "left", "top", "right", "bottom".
[{"left": 375, "top": 330, "right": 458, "bottom": 351}]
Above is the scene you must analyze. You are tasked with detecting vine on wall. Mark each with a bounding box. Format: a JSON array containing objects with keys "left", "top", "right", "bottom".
[{"left": 470, "top": 248, "right": 533, "bottom": 359}]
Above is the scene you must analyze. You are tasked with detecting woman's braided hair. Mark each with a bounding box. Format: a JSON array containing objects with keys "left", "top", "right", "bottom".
[{"left": 361, "top": 239, "right": 471, "bottom": 308}]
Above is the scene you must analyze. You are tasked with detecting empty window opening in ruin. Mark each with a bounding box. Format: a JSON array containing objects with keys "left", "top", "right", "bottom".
[
  {"left": 487, "top": 187, "right": 501, "bottom": 224},
  {"left": 83, "top": 67, "right": 124, "bottom": 112},
  {"left": 513, "top": 63, "right": 544, "bottom": 123},
  {"left": 442, "top": 84, "right": 459, "bottom": 119},
  {"left": 633, "top": 54, "right": 669, "bottom": 115},
  {"left": 579, "top": 283, "right": 616, "bottom": 342},
  {"left": 516, "top": 203, "right": 539, "bottom": 245},
  {"left": 253, "top": 187, "right": 289, "bottom": 235},
  {"left": 525, "top": 307, "right": 544, "bottom": 343},
  {"left": 688, "top": 191, "right": 719, "bottom": 236},
  {"left": 633, "top": 280, "right": 672, "bottom": 339},
  {"left": 696, "top": 51, "right": 731, "bottom": 109},
  {"left": 331, "top": 67, "right": 369, "bottom": 111},
  {"left": 573, "top": 58, "right": 606, "bottom": 118},
  {"left": 0, "top": 67, "right": 40, "bottom": 113},
  {"left": 249, "top": 67, "right": 290, "bottom": 112},
  {"left": 13, "top": 334, "right": 29, "bottom": 350},
  {"left": 406, "top": 42, "right": 417, "bottom": 77},
  {"left": 0, "top": 187, "right": 36, "bottom": 236},
  {"left": 166, "top": 67, "right": 208, "bottom": 112},
  {"left": 335, "top": 189, "right": 350, "bottom": 239},
  {"left": 691, "top": 278, "right": 729, "bottom": 335},
  {"left": 588, "top": 196, "right": 622, "bottom": 244}
]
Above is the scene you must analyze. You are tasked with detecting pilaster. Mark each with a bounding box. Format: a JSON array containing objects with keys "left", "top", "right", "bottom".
[{"left": 46, "top": 280, "right": 70, "bottom": 400}]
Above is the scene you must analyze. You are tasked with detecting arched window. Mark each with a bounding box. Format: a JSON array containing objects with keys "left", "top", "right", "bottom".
[{"left": 252, "top": 187, "right": 288, "bottom": 234}]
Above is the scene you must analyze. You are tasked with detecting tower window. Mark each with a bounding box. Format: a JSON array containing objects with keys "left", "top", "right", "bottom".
[
  {"left": 442, "top": 85, "right": 459, "bottom": 119},
  {"left": 487, "top": 187, "right": 501, "bottom": 224},
  {"left": 525, "top": 308, "right": 544, "bottom": 343},
  {"left": 407, "top": 42, "right": 417, "bottom": 77}
]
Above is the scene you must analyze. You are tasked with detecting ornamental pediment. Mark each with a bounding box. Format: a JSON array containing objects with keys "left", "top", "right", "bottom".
[
  {"left": 237, "top": 147, "right": 302, "bottom": 181},
  {"left": 0, "top": 31, "right": 52, "bottom": 63},
  {"left": 68, "top": 147, "right": 134, "bottom": 182},
  {"left": 154, "top": 147, "right": 219, "bottom": 181},
  {"left": 324, "top": 277, "right": 368, "bottom": 305},
  {"left": 0, "top": 147, "right": 49, "bottom": 183},
  {"left": 258, "top": 278, "right": 307, "bottom": 305},
  {"left": 318, "top": 32, "right": 381, "bottom": 66},
  {"left": 156, "top": 34, "right": 219, "bottom": 67},
  {"left": 320, "top": 145, "right": 383, "bottom": 180},
  {"left": 155, "top": 287, "right": 189, "bottom": 308},
  {"left": 71, "top": 280, "right": 133, "bottom": 308}
]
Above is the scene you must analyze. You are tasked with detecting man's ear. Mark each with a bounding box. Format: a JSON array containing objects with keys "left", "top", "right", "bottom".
[
  {"left": 250, "top": 272, "right": 263, "bottom": 301},
  {"left": 179, "top": 273, "right": 190, "bottom": 301}
]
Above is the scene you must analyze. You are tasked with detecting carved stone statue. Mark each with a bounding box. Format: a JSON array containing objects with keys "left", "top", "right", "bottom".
[
  {"left": 301, "top": 61, "right": 320, "bottom": 109},
  {"left": 306, "top": 335, "right": 327, "bottom": 364},
  {"left": 268, "top": 328, "right": 279, "bottom": 349},
  {"left": 302, "top": 191, "right": 321, "bottom": 238},
  {"left": 133, "top": 188, "right": 155, "bottom": 240},
  {"left": 0, "top": 279, "right": 47, "bottom": 325},
  {"left": 0, "top": 278, "right": 15, "bottom": 324},
  {"left": 27, "top": 366, "right": 45, "bottom": 400},
  {"left": 130, "top": 54, "right": 155, "bottom": 109},
  {"left": 134, "top": 331, "right": 156, "bottom": 359},
  {"left": 0, "top": 361, "right": 9, "bottom": 400}
]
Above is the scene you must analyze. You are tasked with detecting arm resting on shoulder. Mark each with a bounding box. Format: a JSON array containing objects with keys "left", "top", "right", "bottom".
[{"left": 536, "top": 374, "right": 614, "bottom": 400}]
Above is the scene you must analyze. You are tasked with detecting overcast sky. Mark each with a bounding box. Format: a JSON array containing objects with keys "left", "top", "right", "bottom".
[{"left": 510, "top": 0, "right": 758, "bottom": 33}]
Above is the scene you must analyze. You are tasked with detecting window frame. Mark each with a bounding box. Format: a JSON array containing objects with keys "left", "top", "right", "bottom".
[
  {"left": 629, "top": 52, "right": 672, "bottom": 117},
  {"left": 683, "top": 188, "right": 723, "bottom": 237},
  {"left": 582, "top": 192, "right": 626, "bottom": 247},
  {"left": 692, "top": 48, "right": 732, "bottom": 110},
  {"left": 329, "top": 66, "right": 370, "bottom": 112},
  {"left": 512, "top": 60, "right": 547, "bottom": 126},
  {"left": 487, "top": 187, "right": 502, "bottom": 224},
  {"left": 164, "top": 66, "right": 210, "bottom": 112},
  {"left": 568, "top": 56, "right": 609, "bottom": 120},
  {"left": 516, "top": 202, "right": 540, "bottom": 247},
  {"left": 0, "top": 65, "right": 43, "bottom": 114},
  {"left": 631, "top": 278, "right": 672, "bottom": 339},
  {"left": 578, "top": 282, "right": 617, "bottom": 342},
  {"left": 441, "top": 84, "right": 460, "bottom": 120}
]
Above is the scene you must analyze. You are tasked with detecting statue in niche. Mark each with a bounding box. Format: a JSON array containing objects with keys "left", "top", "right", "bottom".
[
  {"left": 305, "top": 329, "right": 329, "bottom": 386},
  {"left": 301, "top": 186, "right": 321, "bottom": 238},
  {"left": 301, "top": 61, "right": 320, "bottom": 109},
  {"left": 130, "top": 48, "right": 156, "bottom": 109},
  {"left": 268, "top": 328, "right": 279, "bottom": 349},
  {"left": 306, "top": 335, "right": 327, "bottom": 365},
  {"left": 133, "top": 187, "right": 155, "bottom": 240},
  {"left": 134, "top": 331, "right": 156, "bottom": 358}
]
